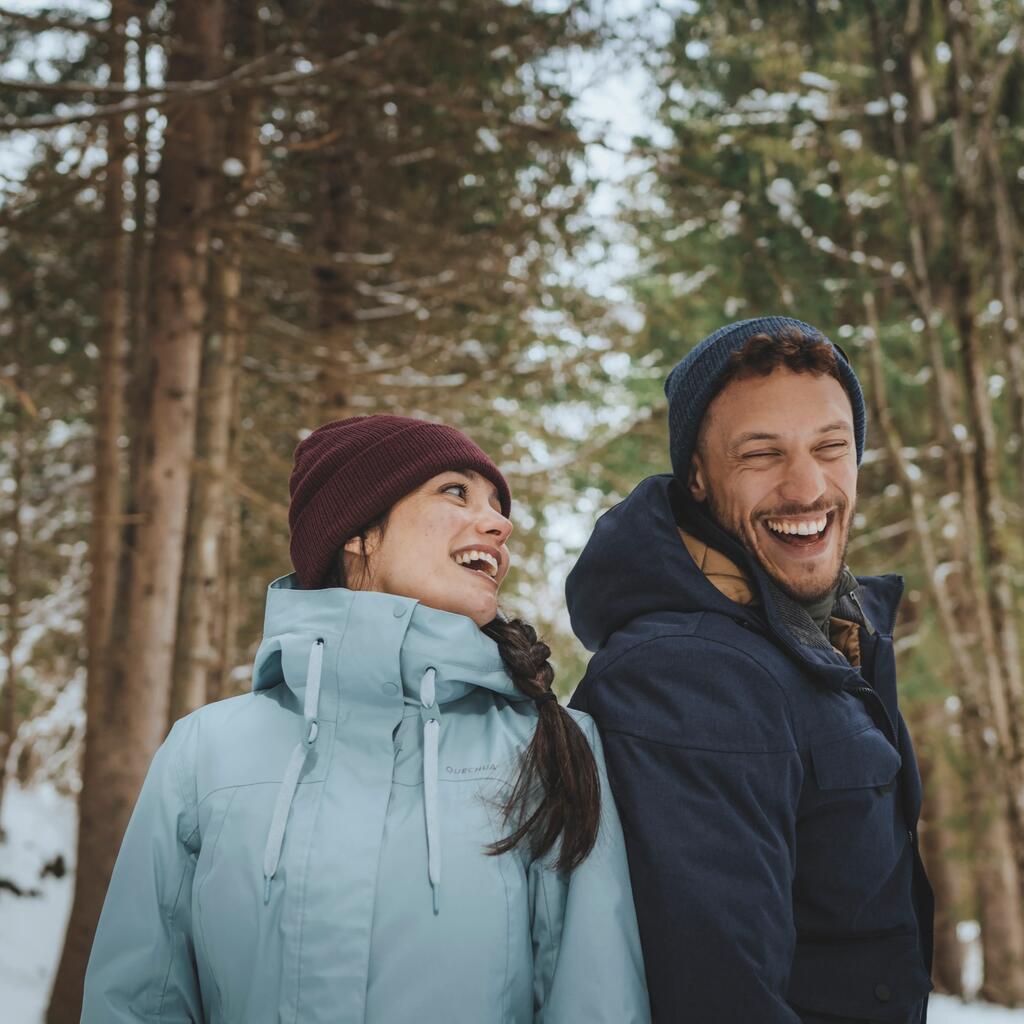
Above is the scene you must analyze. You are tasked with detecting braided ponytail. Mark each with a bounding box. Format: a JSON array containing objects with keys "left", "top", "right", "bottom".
[{"left": 482, "top": 617, "right": 601, "bottom": 873}]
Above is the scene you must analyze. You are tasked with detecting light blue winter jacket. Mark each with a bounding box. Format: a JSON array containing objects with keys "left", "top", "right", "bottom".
[{"left": 82, "top": 575, "right": 650, "bottom": 1023}]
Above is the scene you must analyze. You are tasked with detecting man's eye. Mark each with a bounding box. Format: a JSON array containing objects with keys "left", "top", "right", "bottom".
[
  {"left": 743, "top": 451, "right": 777, "bottom": 460},
  {"left": 819, "top": 442, "right": 848, "bottom": 454}
]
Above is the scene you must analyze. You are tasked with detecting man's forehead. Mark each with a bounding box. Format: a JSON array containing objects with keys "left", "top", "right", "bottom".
[{"left": 707, "top": 370, "right": 854, "bottom": 440}]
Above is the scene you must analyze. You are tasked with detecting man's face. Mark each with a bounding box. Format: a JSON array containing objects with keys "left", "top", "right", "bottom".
[{"left": 689, "top": 368, "right": 858, "bottom": 602}]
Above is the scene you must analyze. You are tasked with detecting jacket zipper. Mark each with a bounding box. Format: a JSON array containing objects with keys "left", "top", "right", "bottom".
[{"left": 844, "top": 683, "right": 897, "bottom": 745}]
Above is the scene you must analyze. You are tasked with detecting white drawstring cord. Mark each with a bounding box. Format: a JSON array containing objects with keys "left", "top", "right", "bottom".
[
  {"left": 419, "top": 667, "right": 442, "bottom": 913},
  {"left": 262, "top": 638, "right": 324, "bottom": 903}
]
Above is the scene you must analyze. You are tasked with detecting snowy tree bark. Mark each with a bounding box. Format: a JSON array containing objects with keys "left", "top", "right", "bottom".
[
  {"left": 171, "top": 0, "right": 261, "bottom": 721},
  {"left": 864, "top": 290, "right": 1024, "bottom": 1002},
  {"left": 45, "top": 2, "right": 129, "bottom": 1014},
  {"left": 0, "top": 394, "right": 25, "bottom": 828},
  {"left": 48, "top": 3, "right": 224, "bottom": 1018},
  {"left": 916, "top": 725, "right": 967, "bottom": 996}
]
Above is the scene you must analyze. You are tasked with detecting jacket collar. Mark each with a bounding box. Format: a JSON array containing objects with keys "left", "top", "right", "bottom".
[
  {"left": 251, "top": 573, "right": 522, "bottom": 709},
  {"left": 670, "top": 481, "right": 902, "bottom": 692}
]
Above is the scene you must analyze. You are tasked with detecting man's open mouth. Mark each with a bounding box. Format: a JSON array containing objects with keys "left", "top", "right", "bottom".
[
  {"left": 761, "top": 510, "right": 835, "bottom": 548},
  {"left": 452, "top": 549, "right": 499, "bottom": 580}
]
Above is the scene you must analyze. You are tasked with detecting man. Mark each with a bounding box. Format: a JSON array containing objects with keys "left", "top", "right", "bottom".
[{"left": 568, "top": 317, "right": 933, "bottom": 1023}]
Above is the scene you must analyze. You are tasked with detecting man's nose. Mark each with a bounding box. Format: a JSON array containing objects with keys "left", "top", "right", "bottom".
[{"left": 778, "top": 453, "right": 827, "bottom": 508}]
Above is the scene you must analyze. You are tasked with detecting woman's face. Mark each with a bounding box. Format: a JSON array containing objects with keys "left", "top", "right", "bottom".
[{"left": 344, "top": 469, "right": 513, "bottom": 626}]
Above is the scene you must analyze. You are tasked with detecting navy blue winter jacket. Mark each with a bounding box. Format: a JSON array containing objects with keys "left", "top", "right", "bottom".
[{"left": 568, "top": 475, "right": 934, "bottom": 1024}]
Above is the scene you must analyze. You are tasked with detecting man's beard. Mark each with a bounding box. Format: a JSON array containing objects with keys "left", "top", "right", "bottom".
[{"left": 703, "top": 487, "right": 851, "bottom": 604}]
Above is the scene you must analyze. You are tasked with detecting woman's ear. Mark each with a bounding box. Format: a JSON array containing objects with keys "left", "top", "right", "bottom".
[{"left": 342, "top": 536, "right": 363, "bottom": 556}]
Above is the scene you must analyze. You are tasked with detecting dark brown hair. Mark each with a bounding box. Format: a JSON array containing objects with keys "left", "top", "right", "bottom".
[
  {"left": 321, "top": 525, "right": 601, "bottom": 874},
  {"left": 697, "top": 326, "right": 842, "bottom": 455},
  {"left": 481, "top": 616, "right": 600, "bottom": 873},
  {"left": 717, "top": 325, "right": 840, "bottom": 392}
]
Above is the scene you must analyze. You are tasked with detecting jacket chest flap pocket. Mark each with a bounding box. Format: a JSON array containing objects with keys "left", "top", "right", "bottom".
[
  {"left": 802, "top": 727, "right": 906, "bottom": 906},
  {"left": 811, "top": 726, "right": 902, "bottom": 792}
]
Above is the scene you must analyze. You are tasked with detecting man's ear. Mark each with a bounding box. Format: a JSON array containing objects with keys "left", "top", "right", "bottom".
[{"left": 689, "top": 453, "right": 708, "bottom": 503}]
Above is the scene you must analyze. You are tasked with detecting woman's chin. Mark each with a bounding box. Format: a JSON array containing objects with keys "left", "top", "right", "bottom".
[{"left": 418, "top": 594, "right": 497, "bottom": 627}]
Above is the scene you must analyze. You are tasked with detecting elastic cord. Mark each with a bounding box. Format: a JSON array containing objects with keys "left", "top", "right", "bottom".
[{"left": 533, "top": 691, "right": 558, "bottom": 708}]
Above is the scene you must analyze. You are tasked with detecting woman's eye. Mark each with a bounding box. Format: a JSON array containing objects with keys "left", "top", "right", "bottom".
[{"left": 442, "top": 483, "right": 468, "bottom": 499}]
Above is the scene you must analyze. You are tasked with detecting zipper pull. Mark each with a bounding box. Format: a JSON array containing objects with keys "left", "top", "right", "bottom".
[{"left": 848, "top": 589, "right": 876, "bottom": 635}]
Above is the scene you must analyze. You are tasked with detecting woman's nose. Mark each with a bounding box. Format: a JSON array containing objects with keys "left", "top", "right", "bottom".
[{"left": 479, "top": 504, "right": 513, "bottom": 543}]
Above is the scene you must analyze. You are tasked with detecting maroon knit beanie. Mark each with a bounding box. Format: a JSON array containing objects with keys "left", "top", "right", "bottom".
[{"left": 288, "top": 415, "right": 512, "bottom": 589}]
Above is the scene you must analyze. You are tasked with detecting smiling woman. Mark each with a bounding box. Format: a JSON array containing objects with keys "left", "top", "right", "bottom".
[
  {"left": 328, "top": 467, "right": 512, "bottom": 628},
  {"left": 81, "top": 414, "right": 650, "bottom": 1024}
]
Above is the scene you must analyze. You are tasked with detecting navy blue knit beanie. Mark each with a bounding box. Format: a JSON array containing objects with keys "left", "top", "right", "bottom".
[{"left": 664, "top": 316, "right": 867, "bottom": 481}]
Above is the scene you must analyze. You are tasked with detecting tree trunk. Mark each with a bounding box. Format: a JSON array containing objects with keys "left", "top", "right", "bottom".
[
  {"left": 915, "top": 724, "right": 967, "bottom": 996},
  {"left": 0, "top": 398, "right": 25, "bottom": 829},
  {"left": 944, "top": 6, "right": 1024, "bottom": 919},
  {"left": 47, "top": 4, "right": 224, "bottom": 1019},
  {"left": 170, "top": 0, "right": 261, "bottom": 721},
  {"left": 45, "top": 5, "right": 130, "bottom": 1017},
  {"left": 314, "top": 136, "right": 359, "bottom": 419},
  {"left": 970, "top": 769, "right": 1024, "bottom": 1005},
  {"left": 864, "top": 288, "right": 1024, "bottom": 1001}
]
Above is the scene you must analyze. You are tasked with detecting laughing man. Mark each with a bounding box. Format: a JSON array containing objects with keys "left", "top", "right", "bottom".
[{"left": 568, "top": 318, "right": 934, "bottom": 1023}]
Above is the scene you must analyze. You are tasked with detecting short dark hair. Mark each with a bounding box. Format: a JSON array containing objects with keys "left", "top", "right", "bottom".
[
  {"left": 717, "top": 325, "right": 841, "bottom": 391},
  {"left": 696, "top": 326, "right": 844, "bottom": 456}
]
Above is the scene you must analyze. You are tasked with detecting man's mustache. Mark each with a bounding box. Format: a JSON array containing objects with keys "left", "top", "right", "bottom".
[{"left": 757, "top": 499, "right": 845, "bottom": 519}]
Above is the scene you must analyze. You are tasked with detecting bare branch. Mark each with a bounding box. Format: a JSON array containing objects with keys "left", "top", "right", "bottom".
[{"left": 0, "top": 30, "right": 403, "bottom": 133}]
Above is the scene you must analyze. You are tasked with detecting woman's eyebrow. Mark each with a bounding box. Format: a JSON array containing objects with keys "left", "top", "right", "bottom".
[{"left": 454, "top": 468, "right": 501, "bottom": 505}]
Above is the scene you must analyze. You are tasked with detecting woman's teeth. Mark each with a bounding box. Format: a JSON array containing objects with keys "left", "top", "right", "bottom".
[{"left": 453, "top": 550, "right": 498, "bottom": 578}]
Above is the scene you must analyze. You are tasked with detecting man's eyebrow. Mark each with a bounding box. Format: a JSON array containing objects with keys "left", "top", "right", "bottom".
[
  {"left": 728, "top": 422, "right": 853, "bottom": 451},
  {"left": 729, "top": 431, "right": 781, "bottom": 450}
]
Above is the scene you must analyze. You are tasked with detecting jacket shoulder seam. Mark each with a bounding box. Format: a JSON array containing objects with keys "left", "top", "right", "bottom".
[
  {"left": 589, "top": 631, "right": 801, "bottom": 747},
  {"left": 593, "top": 723, "right": 799, "bottom": 755}
]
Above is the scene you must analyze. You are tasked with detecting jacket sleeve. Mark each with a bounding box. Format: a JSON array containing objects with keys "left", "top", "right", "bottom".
[
  {"left": 573, "top": 635, "right": 804, "bottom": 1024},
  {"left": 529, "top": 713, "right": 651, "bottom": 1024},
  {"left": 81, "top": 716, "right": 204, "bottom": 1023}
]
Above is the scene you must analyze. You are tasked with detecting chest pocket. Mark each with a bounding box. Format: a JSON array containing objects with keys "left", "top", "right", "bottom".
[{"left": 811, "top": 726, "right": 902, "bottom": 791}]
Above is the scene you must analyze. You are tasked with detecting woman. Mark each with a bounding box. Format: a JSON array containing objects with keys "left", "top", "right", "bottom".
[{"left": 82, "top": 414, "right": 650, "bottom": 1023}]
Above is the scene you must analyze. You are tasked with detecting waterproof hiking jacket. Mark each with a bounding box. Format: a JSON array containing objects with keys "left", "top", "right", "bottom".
[
  {"left": 83, "top": 577, "right": 650, "bottom": 1024},
  {"left": 567, "top": 475, "right": 934, "bottom": 1024}
]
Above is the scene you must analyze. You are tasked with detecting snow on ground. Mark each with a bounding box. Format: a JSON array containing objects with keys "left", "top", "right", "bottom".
[
  {"left": 1, "top": 782, "right": 1023, "bottom": 1023},
  {"left": 930, "top": 1000, "right": 1024, "bottom": 1022},
  {"left": 0, "top": 782, "right": 76, "bottom": 1024}
]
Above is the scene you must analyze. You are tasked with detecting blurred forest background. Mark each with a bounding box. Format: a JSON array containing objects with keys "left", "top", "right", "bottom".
[{"left": 1, "top": 0, "right": 1024, "bottom": 1020}]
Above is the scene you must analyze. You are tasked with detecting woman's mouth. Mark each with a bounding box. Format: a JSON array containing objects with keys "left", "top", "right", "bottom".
[{"left": 452, "top": 549, "right": 500, "bottom": 584}]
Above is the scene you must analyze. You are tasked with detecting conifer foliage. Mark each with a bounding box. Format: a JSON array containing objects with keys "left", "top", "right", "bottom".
[
  {"left": 0, "top": 2, "right": 605, "bottom": 1018},
  {"left": 634, "top": 0, "right": 1024, "bottom": 1002}
]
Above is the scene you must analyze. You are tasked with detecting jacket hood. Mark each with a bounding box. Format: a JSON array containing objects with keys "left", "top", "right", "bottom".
[
  {"left": 567, "top": 475, "right": 903, "bottom": 690},
  {"left": 567, "top": 475, "right": 743, "bottom": 651},
  {"left": 252, "top": 573, "right": 523, "bottom": 707},
  {"left": 251, "top": 574, "right": 525, "bottom": 910}
]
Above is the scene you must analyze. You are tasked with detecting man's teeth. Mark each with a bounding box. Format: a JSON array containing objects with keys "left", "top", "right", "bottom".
[
  {"left": 765, "top": 515, "right": 828, "bottom": 536},
  {"left": 453, "top": 550, "right": 498, "bottom": 577}
]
